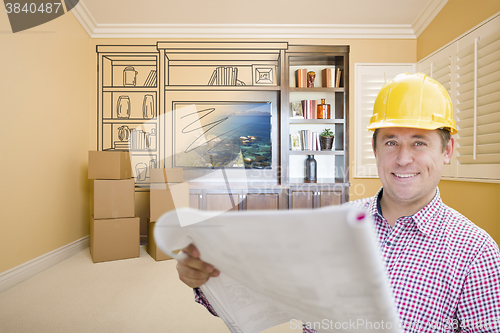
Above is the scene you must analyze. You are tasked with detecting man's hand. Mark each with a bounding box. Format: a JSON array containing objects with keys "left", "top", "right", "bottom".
[{"left": 176, "top": 243, "right": 220, "bottom": 288}]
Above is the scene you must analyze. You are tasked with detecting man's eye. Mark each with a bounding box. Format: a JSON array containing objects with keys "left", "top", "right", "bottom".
[
  {"left": 415, "top": 142, "right": 425, "bottom": 146},
  {"left": 385, "top": 141, "right": 396, "bottom": 146}
]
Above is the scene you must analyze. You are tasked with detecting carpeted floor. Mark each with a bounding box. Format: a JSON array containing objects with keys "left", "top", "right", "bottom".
[{"left": 0, "top": 246, "right": 299, "bottom": 333}]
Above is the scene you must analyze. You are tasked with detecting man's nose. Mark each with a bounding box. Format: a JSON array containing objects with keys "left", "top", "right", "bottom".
[{"left": 395, "top": 145, "right": 413, "bottom": 166}]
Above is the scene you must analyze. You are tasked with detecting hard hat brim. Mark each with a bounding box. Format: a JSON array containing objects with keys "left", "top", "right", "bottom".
[{"left": 367, "top": 119, "right": 457, "bottom": 135}]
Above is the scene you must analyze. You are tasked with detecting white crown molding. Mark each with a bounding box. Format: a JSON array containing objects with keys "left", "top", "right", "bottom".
[
  {"left": 87, "top": 23, "right": 417, "bottom": 39},
  {"left": 412, "top": 0, "right": 449, "bottom": 38},
  {"left": 0, "top": 236, "right": 89, "bottom": 293},
  {"left": 70, "top": 0, "right": 98, "bottom": 37},
  {"left": 71, "top": 2, "right": 416, "bottom": 39}
]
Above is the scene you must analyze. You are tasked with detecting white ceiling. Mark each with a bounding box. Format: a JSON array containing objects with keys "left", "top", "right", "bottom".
[{"left": 73, "top": 0, "right": 448, "bottom": 39}]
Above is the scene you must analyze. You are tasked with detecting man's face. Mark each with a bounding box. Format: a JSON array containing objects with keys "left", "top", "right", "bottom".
[{"left": 373, "top": 127, "right": 454, "bottom": 209}]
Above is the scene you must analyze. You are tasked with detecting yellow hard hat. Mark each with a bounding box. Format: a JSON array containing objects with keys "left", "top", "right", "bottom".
[{"left": 368, "top": 72, "right": 457, "bottom": 135}]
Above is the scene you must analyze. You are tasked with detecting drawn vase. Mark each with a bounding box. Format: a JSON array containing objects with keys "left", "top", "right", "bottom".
[
  {"left": 117, "top": 96, "right": 131, "bottom": 119},
  {"left": 117, "top": 125, "right": 131, "bottom": 142},
  {"left": 143, "top": 95, "right": 155, "bottom": 119}
]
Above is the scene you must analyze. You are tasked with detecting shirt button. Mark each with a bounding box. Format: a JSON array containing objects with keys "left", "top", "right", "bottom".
[{"left": 386, "top": 241, "right": 392, "bottom": 246}]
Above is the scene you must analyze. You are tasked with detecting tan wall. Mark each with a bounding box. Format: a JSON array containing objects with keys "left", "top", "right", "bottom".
[
  {"left": 417, "top": 1, "right": 500, "bottom": 243},
  {"left": 0, "top": 13, "right": 91, "bottom": 273},
  {"left": 417, "top": 0, "right": 500, "bottom": 60},
  {"left": 439, "top": 180, "right": 500, "bottom": 241}
]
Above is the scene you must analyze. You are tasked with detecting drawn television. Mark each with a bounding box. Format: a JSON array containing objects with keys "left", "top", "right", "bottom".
[{"left": 173, "top": 101, "right": 273, "bottom": 169}]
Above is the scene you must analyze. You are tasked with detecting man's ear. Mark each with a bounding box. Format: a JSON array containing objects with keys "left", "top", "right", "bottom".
[
  {"left": 372, "top": 138, "right": 377, "bottom": 158},
  {"left": 444, "top": 137, "right": 455, "bottom": 164}
]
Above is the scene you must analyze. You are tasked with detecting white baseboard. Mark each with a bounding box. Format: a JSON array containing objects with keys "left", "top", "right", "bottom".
[{"left": 0, "top": 236, "right": 89, "bottom": 293}]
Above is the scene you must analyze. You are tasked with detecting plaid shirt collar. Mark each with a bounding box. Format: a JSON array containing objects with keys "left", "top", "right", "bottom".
[{"left": 368, "top": 187, "right": 444, "bottom": 236}]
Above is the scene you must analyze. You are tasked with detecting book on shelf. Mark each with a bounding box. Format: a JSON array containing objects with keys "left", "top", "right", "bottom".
[
  {"left": 144, "top": 70, "right": 157, "bottom": 87},
  {"left": 208, "top": 70, "right": 217, "bottom": 85},
  {"left": 130, "top": 129, "right": 148, "bottom": 150},
  {"left": 295, "top": 69, "right": 307, "bottom": 88},
  {"left": 321, "top": 67, "right": 335, "bottom": 88},
  {"left": 114, "top": 141, "right": 129, "bottom": 150},
  {"left": 321, "top": 67, "right": 341, "bottom": 88},
  {"left": 312, "top": 131, "right": 320, "bottom": 151},
  {"left": 293, "top": 130, "right": 322, "bottom": 151},
  {"left": 301, "top": 100, "right": 317, "bottom": 119},
  {"left": 306, "top": 130, "right": 314, "bottom": 150},
  {"left": 335, "top": 68, "right": 342, "bottom": 88},
  {"left": 232, "top": 68, "right": 238, "bottom": 85},
  {"left": 208, "top": 67, "right": 239, "bottom": 86}
]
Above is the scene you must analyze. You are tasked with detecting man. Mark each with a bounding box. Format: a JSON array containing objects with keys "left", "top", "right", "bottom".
[{"left": 175, "top": 73, "right": 500, "bottom": 332}]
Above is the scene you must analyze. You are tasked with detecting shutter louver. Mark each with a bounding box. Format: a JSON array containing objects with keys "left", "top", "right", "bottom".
[
  {"left": 432, "top": 55, "right": 452, "bottom": 92},
  {"left": 456, "top": 25, "right": 500, "bottom": 167},
  {"left": 418, "top": 45, "right": 454, "bottom": 177}
]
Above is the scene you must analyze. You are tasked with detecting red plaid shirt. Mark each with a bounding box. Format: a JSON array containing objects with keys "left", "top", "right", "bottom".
[{"left": 195, "top": 188, "right": 500, "bottom": 332}]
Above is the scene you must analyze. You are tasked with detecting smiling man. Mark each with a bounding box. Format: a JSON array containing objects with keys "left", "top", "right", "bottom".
[
  {"left": 176, "top": 73, "right": 500, "bottom": 332},
  {"left": 336, "top": 73, "right": 500, "bottom": 332}
]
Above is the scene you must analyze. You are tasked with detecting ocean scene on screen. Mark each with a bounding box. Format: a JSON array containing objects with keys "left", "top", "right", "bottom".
[{"left": 173, "top": 102, "right": 272, "bottom": 168}]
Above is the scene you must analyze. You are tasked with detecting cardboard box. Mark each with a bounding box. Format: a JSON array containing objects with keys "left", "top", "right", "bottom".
[
  {"left": 88, "top": 151, "right": 132, "bottom": 180},
  {"left": 90, "top": 216, "right": 140, "bottom": 263},
  {"left": 93, "top": 179, "right": 135, "bottom": 219},
  {"left": 150, "top": 168, "right": 183, "bottom": 183},
  {"left": 150, "top": 182, "right": 189, "bottom": 222},
  {"left": 147, "top": 218, "right": 173, "bottom": 261}
]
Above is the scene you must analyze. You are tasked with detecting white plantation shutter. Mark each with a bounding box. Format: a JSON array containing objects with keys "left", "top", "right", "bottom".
[
  {"left": 354, "top": 64, "right": 415, "bottom": 178},
  {"left": 417, "top": 46, "right": 454, "bottom": 177},
  {"left": 454, "top": 14, "right": 500, "bottom": 179},
  {"left": 418, "top": 47, "right": 452, "bottom": 93}
]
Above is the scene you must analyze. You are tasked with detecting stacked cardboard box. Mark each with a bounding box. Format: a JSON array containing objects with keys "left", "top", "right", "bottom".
[
  {"left": 148, "top": 168, "right": 189, "bottom": 261},
  {"left": 88, "top": 151, "right": 140, "bottom": 263}
]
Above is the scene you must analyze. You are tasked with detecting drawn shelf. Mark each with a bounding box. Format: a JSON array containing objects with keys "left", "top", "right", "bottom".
[
  {"left": 97, "top": 46, "right": 160, "bottom": 185},
  {"left": 164, "top": 85, "right": 281, "bottom": 91},
  {"left": 103, "top": 87, "right": 157, "bottom": 93}
]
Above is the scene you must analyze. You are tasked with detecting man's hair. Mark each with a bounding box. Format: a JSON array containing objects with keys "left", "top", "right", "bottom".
[{"left": 372, "top": 128, "right": 451, "bottom": 152}]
